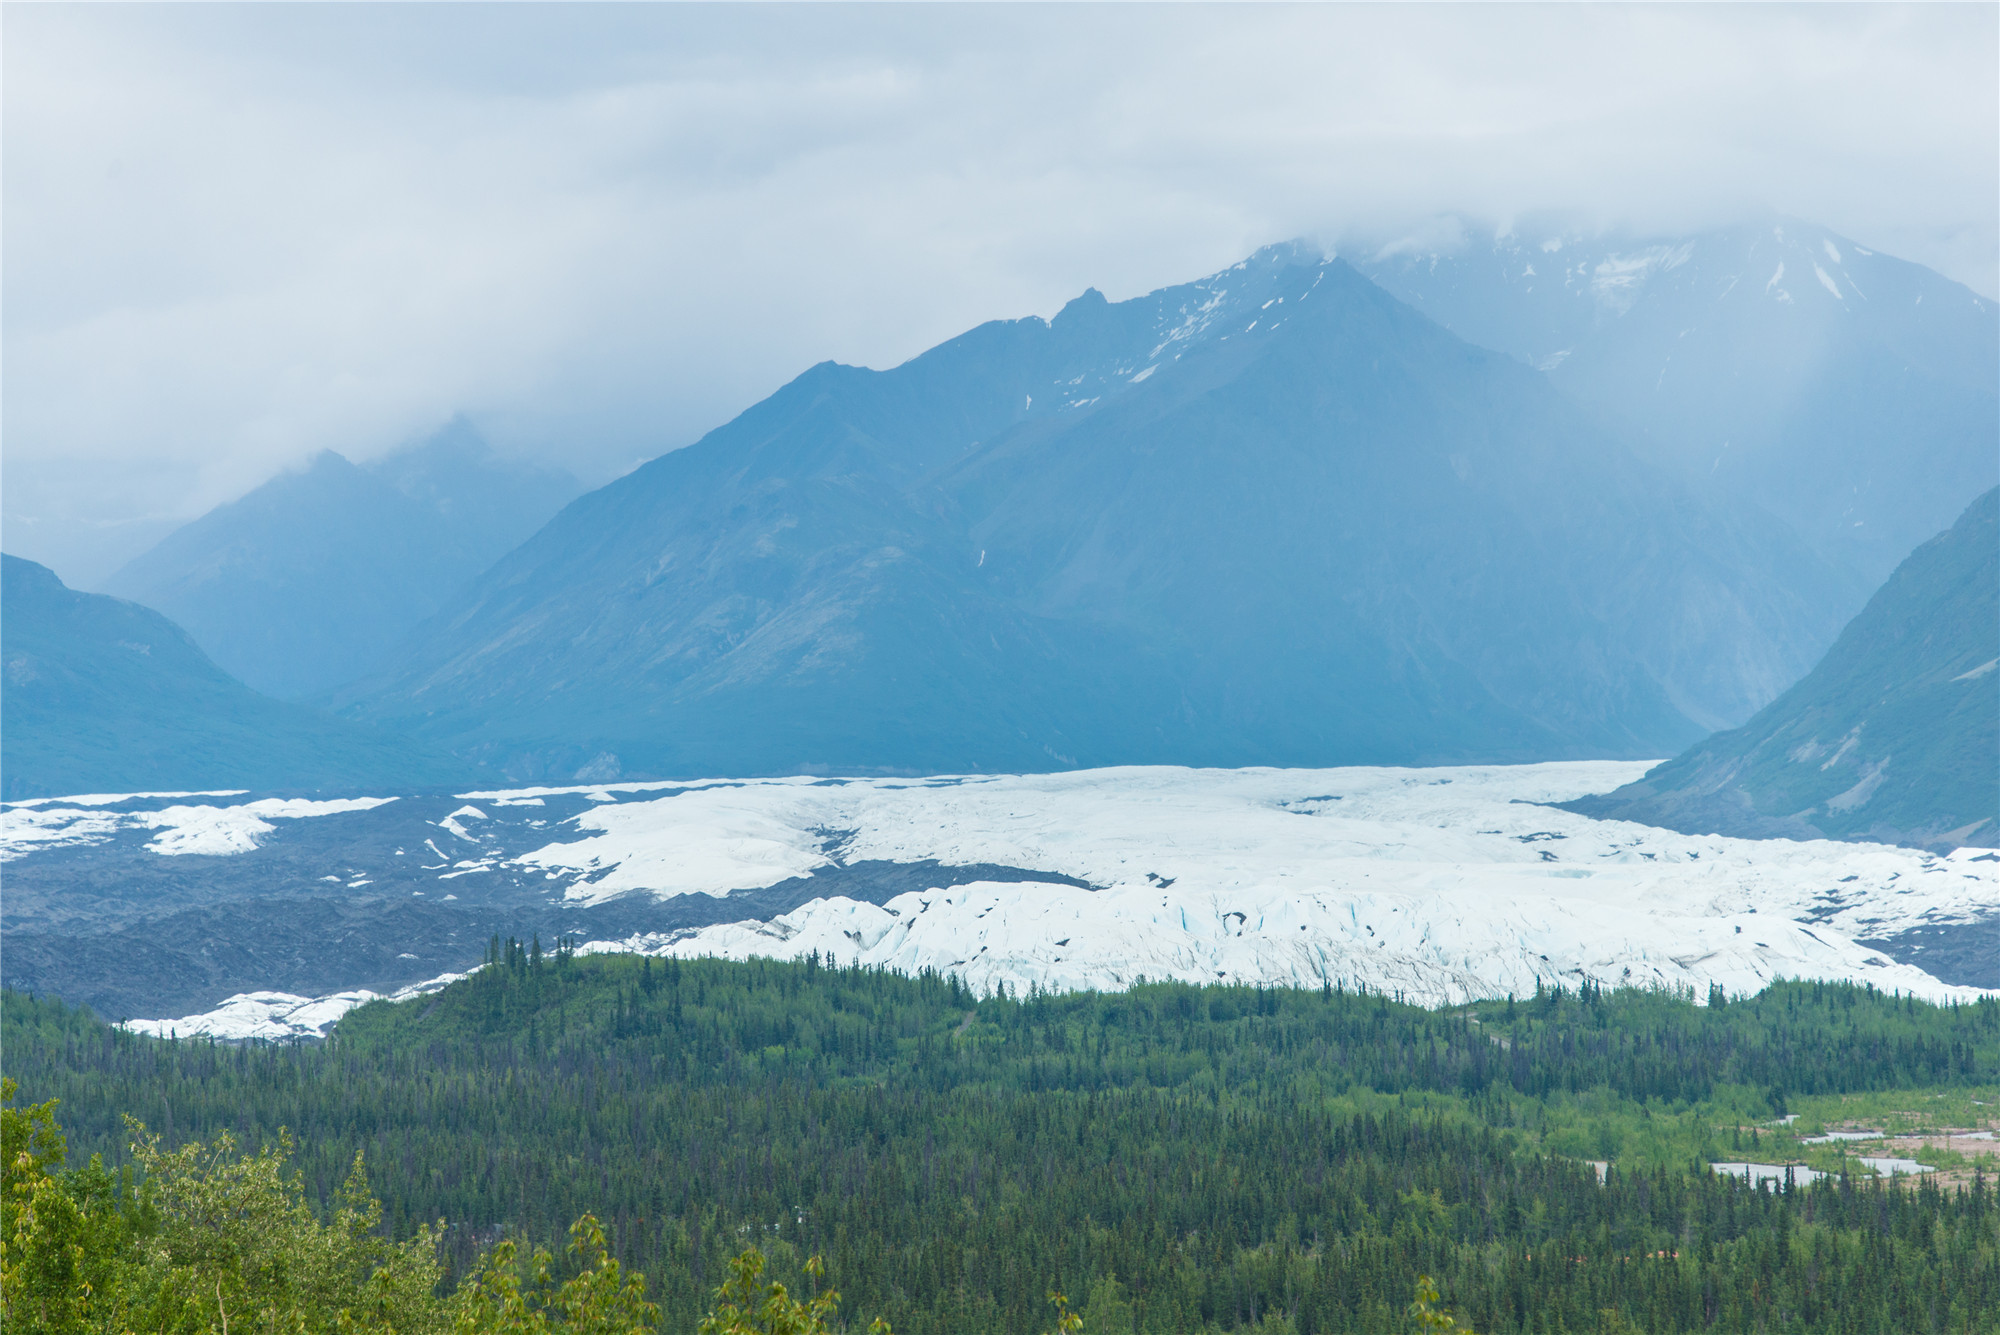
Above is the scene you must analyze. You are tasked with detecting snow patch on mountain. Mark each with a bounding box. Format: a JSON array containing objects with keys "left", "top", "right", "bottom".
[{"left": 1590, "top": 245, "right": 1693, "bottom": 315}]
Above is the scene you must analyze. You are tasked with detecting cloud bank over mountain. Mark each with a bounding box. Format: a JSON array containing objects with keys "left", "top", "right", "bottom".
[{"left": 5, "top": 4, "right": 1994, "bottom": 583}]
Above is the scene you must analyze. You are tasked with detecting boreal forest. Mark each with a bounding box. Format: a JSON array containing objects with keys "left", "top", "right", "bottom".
[{"left": 7, "top": 951, "right": 1998, "bottom": 1334}]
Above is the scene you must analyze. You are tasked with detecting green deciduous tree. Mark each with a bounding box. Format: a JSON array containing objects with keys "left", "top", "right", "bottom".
[
  {"left": 118, "top": 1124, "right": 450, "bottom": 1335},
  {"left": 451, "top": 1214, "right": 656, "bottom": 1335},
  {"left": 695, "top": 1249, "right": 887, "bottom": 1335},
  {"left": 1407, "top": 1275, "right": 1473, "bottom": 1333},
  {"left": 3, "top": 1078, "right": 133, "bottom": 1335}
]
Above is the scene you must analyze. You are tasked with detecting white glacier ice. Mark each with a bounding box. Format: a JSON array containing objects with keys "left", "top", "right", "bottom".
[
  {"left": 122, "top": 969, "right": 470, "bottom": 1043},
  {"left": 526, "top": 762, "right": 1992, "bottom": 1004},
  {"left": 0, "top": 805, "right": 129, "bottom": 859},
  {"left": 112, "top": 763, "right": 2000, "bottom": 1040},
  {"left": 2, "top": 794, "right": 399, "bottom": 859}
]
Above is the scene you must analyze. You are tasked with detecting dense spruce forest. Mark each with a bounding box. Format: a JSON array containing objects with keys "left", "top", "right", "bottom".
[{"left": 7, "top": 952, "right": 1999, "bottom": 1334}]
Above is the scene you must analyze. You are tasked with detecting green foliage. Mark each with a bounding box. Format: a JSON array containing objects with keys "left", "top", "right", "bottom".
[
  {"left": 695, "top": 1248, "right": 886, "bottom": 1335},
  {"left": 1406, "top": 1275, "right": 1472, "bottom": 1332},
  {"left": 117, "top": 1126, "right": 450, "bottom": 1335},
  {"left": 1043, "top": 1290, "right": 1082, "bottom": 1335},
  {"left": 9, "top": 960, "right": 2000, "bottom": 1333},
  {"left": 452, "top": 1214, "right": 656, "bottom": 1335},
  {"left": 1079, "top": 1274, "right": 1133, "bottom": 1335},
  {"left": 3, "top": 1076, "right": 125, "bottom": 1335},
  {"left": 2, "top": 1080, "right": 676, "bottom": 1334},
  {"left": 4, "top": 1078, "right": 454, "bottom": 1334}
]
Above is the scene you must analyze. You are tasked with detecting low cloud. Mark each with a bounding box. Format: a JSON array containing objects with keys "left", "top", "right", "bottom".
[{"left": 5, "top": 4, "right": 1994, "bottom": 584}]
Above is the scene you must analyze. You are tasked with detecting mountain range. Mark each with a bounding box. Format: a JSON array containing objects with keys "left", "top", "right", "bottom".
[
  {"left": 329, "top": 246, "right": 1859, "bottom": 782},
  {"left": 1567, "top": 487, "right": 1998, "bottom": 850},
  {"left": 4, "top": 222, "right": 1993, "bottom": 1032},
  {"left": 101, "top": 419, "right": 581, "bottom": 700},
  {"left": 1351, "top": 217, "right": 1998, "bottom": 585},
  {"left": 12, "top": 223, "right": 1993, "bottom": 815}
]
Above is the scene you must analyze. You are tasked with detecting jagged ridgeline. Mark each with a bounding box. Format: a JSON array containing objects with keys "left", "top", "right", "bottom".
[
  {"left": 332, "top": 249, "right": 1868, "bottom": 781},
  {"left": 9, "top": 956, "right": 1999, "bottom": 1335}
]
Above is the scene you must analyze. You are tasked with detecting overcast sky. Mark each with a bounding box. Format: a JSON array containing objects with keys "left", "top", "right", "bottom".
[{"left": 6, "top": 3, "right": 1995, "bottom": 586}]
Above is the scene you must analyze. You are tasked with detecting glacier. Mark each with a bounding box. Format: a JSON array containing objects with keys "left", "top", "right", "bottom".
[
  {"left": 109, "top": 761, "right": 1998, "bottom": 1040},
  {"left": 121, "top": 969, "right": 470, "bottom": 1043},
  {"left": 2, "top": 795, "right": 399, "bottom": 860}
]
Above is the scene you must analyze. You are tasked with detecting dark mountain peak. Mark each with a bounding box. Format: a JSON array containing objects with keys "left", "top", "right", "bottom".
[
  {"left": 1054, "top": 286, "right": 1109, "bottom": 322},
  {"left": 7, "top": 552, "right": 238, "bottom": 696},
  {"left": 369, "top": 417, "right": 496, "bottom": 501},
  {"left": 209, "top": 448, "right": 381, "bottom": 520},
  {"left": 1237, "top": 237, "right": 1331, "bottom": 271}
]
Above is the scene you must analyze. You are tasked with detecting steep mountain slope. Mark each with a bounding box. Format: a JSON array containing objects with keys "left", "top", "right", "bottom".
[
  {"left": 1353, "top": 219, "right": 1999, "bottom": 585},
  {"left": 338, "top": 248, "right": 1854, "bottom": 781},
  {"left": 939, "top": 260, "right": 1853, "bottom": 744},
  {"left": 1566, "top": 488, "right": 1999, "bottom": 850},
  {"left": 0, "top": 555, "right": 467, "bottom": 799},
  {"left": 102, "top": 420, "right": 581, "bottom": 699}
]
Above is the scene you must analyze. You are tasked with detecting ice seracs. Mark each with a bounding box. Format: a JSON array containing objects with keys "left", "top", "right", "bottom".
[
  {"left": 525, "top": 760, "right": 1993, "bottom": 1006},
  {"left": 107, "top": 761, "right": 2000, "bottom": 1041}
]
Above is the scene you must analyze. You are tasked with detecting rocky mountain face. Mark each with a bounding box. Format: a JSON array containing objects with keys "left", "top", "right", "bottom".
[
  {"left": 101, "top": 419, "right": 582, "bottom": 700},
  {"left": 335, "top": 248, "right": 1855, "bottom": 782},
  {"left": 1, "top": 555, "right": 468, "bottom": 799},
  {"left": 1565, "top": 488, "right": 1999, "bottom": 850},
  {"left": 1352, "top": 218, "right": 1999, "bottom": 587}
]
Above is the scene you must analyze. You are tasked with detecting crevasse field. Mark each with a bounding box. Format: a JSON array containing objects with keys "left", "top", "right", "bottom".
[{"left": 10, "top": 761, "right": 1993, "bottom": 1041}]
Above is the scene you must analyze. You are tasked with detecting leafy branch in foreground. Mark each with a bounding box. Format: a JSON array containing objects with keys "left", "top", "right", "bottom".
[
  {"left": 1407, "top": 1275, "right": 1473, "bottom": 1332},
  {"left": 452, "top": 1213, "right": 657, "bottom": 1335},
  {"left": 1043, "top": 1290, "right": 1082, "bottom": 1335},
  {"left": 5, "top": 1075, "right": 451, "bottom": 1335},
  {"left": 4, "top": 1079, "right": 917, "bottom": 1335},
  {"left": 697, "top": 1248, "right": 889, "bottom": 1335}
]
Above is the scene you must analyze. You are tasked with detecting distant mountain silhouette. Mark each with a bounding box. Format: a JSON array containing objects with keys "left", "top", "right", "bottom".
[
  {"left": 1352, "top": 218, "right": 1999, "bottom": 586},
  {"left": 333, "top": 247, "right": 1857, "bottom": 783},
  {"left": 1, "top": 555, "right": 468, "bottom": 799},
  {"left": 102, "top": 419, "right": 581, "bottom": 699},
  {"left": 1564, "top": 488, "right": 1999, "bottom": 851}
]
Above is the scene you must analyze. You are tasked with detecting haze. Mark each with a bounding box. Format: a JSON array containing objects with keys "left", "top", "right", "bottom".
[{"left": 4, "top": 2, "right": 1994, "bottom": 585}]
